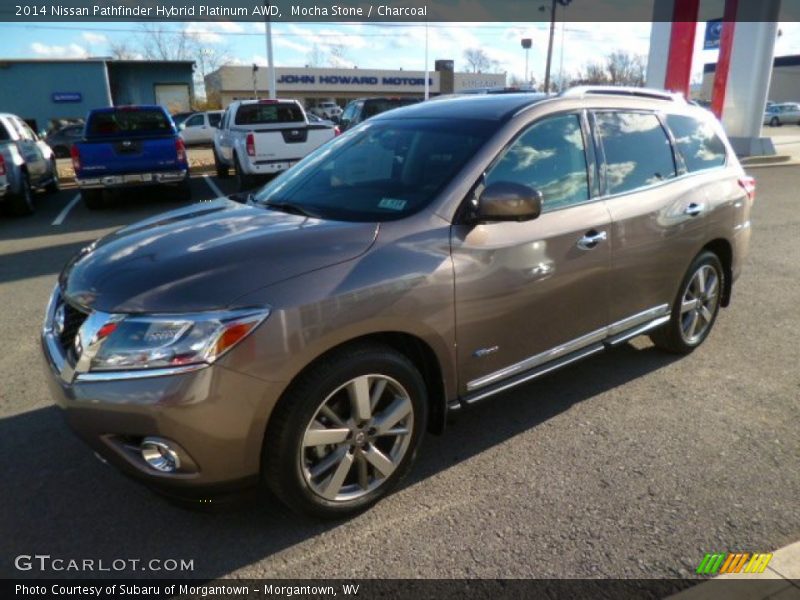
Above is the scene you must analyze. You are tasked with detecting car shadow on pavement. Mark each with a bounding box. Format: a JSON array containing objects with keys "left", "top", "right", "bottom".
[
  {"left": 0, "top": 240, "right": 96, "bottom": 285},
  {"left": 0, "top": 342, "right": 679, "bottom": 579}
]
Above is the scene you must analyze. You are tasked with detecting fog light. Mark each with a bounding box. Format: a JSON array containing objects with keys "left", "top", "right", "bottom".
[{"left": 140, "top": 437, "right": 181, "bottom": 473}]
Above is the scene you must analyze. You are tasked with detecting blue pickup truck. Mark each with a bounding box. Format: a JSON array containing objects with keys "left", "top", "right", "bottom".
[{"left": 72, "top": 105, "right": 191, "bottom": 209}]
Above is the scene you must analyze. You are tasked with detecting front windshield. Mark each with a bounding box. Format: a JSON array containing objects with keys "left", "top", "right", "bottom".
[{"left": 253, "top": 118, "right": 493, "bottom": 222}]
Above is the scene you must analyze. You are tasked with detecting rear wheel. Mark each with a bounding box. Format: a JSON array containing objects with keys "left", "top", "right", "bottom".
[
  {"left": 81, "top": 189, "right": 106, "bottom": 210},
  {"left": 262, "top": 344, "right": 427, "bottom": 519},
  {"left": 45, "top": 160, "right": 60, "bottom": 194},
  {"left": 176, "top": 177, "right": 192, "bottom": 202},
  {"left": 5, "top": 172, "right": 35, "bottom": 216},
  {"left": 234, "top": 154, "right": 256, "bottom": 192},
  {"left": 214, "top": 148, "right": 230, "bottom": 179},
  {"left": 650, "top": 251, "right": 724, "bottom": 354}
]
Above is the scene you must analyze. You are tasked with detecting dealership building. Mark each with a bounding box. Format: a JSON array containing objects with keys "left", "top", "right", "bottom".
[
  {"left": 204, "top": 61, "right": 507, "bottom": 108},
  {"left": 0, "top": 58, "right": 195, "bottom": 133},
  {"left": 701, "top": 54, "right": 800, "bottom": 104}
]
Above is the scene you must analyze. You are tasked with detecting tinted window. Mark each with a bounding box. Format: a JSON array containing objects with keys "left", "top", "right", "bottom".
[
  {"left": 184, "top": 114, "right": 204, "bottom": 127},
  {"left": 235, "top": 103, "right": 304, "bottom": 125},
  {"left": 485, "top": 114, "right": 589, "bottom": 211},
  {"left": 666, "top": 114, "right": 726, "bottom": 172},
  {"left": 363, "top": 99, "right": 417, "bottom": 119},
  {"left": 86, "top": 109, "right": 172, "bottom": 137},
  {"left": 595, "top": 112, "right": 676, "bottom": 194},
  {"left": 208, "top": 113, "right": 222, "bottom": 128},
  {"left": 0, "top": 120, "right": 12, "bottom": 141},
  {"left": 254, "top": 119, "right": 492, "bottom": 222}
]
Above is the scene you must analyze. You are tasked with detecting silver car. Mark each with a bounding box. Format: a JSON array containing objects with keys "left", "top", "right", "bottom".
[
  {"left": 763, "top": 103, "right": 800, "bottom": 126},
  {"left": 0, "top": 113, "right": 60, "bottom": 215}
]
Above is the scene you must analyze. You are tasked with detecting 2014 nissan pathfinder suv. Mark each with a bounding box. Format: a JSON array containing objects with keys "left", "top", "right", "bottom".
[{"left": 42, "top": 87, "right": 754, "bottom": 518}]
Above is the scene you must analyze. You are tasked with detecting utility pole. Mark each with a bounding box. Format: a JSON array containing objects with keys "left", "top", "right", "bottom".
[
  {"left": 424, "top": 21, "right": 429, "bottom": 100},
  {"left": 264, "top": 1, "right": 276, "bottom": 99},
  {"left": 543, "top": 0, "right": 571, "bottom": 94}
]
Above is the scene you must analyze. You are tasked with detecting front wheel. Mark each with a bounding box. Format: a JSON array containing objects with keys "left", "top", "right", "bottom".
[
  {"left": 214, "top": 148, "right": 230, "bottom": 179},
  {"left": 262, "top": 344, "right": 428, "bottom": 519},
  {"left": 650, "top": 251, "right": 724, "bottom": 354},
  {"left": 770, "top": 116, "right": 780, "bottom": 127}
]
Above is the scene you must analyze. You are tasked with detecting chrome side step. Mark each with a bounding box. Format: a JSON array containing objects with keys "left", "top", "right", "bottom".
[{"left": 458, "top": 315, "right": 670, "bottom": 408}]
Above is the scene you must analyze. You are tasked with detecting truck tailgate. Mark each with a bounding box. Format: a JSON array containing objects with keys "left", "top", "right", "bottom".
[
  {"left": 77, "top": 135, "right": 181, "bottom": 175},
  {"left": 251, "top": 126, "right": 334, "bottom": 160}
]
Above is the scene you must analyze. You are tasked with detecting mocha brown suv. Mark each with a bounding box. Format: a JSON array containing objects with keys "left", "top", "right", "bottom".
[{"left": 42, "top": 87, "right": 753, "bottom": 518}]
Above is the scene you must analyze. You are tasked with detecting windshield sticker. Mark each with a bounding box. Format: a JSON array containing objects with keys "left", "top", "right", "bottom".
[{"left": 378, "top": 198, "right": 407, "bottom": 211}]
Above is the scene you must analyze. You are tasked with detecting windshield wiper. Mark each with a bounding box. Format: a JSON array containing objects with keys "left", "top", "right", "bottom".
[{"left": 263, "top": 200, "right": 320, "bottom": 218}]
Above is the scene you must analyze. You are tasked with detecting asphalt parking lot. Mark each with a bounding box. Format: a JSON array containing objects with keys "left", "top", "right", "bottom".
[{"left": 0, "top": 167, "right": 797, "bottom": 580}]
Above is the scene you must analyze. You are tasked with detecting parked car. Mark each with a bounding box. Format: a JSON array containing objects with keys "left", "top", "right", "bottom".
[
  {"left": 339, "top": 97, "right": 421, "bottom": 132},
  {"left": 170, "top": 111, "right": 195, "bottom": 129},
  {"left": 307, "top": 112, "right": 341, "bottom": 135},
  {"left": 44, "top": 123, "right": 85, "bottom": 158},
  {"left": 0, "top": 153, "right": 8, "bottom": 200},
  {"left": 308, "top": 101, "right": 343, "bottom": 121},
  {"left": 0, "top": 112, "right": 60, "bottom": 216},
  {"left": 179, "top": 110, "right": 223, "bottom": 146},
  {"left": 763, "top": 102, "right": 800, "bottom": 126},
  {"left": 42, "top": 88, "right": 753, "bottom": 517},
  {"left": 213, "top": 99, "right": 336, "bottom": 191},
  {"left": 71, "top": 105, "right": 190, "bottom": 209}
]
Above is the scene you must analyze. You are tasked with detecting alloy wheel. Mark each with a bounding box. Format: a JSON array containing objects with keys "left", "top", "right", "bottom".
[
  {"left": 679, "top": 264, "right": 719, "bottom": 344},
  {"left": 300, "top": 374, "right": 414, "bottom": 502}
]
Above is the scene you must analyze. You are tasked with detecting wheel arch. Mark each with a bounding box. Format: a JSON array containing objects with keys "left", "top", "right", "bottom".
[{"left": 703, "top": 238, "right": 733, "bottom": 307}]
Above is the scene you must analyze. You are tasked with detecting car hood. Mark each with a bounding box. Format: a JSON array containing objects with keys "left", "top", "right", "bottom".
[{"left": 60, "top": 199, "right": 379, "bottom": 313}]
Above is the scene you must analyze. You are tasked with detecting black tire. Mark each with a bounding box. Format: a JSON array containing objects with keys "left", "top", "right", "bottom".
[
  {"left": 770, "top": 116, "right": 780, "bottom": 127},
  {"left": 45, "top": 161, "right": 60, "bottom": 194},
  {"left": 5, "top": 172, "right": 35, "bottom": 216},
  {"left": 176, "top": 177, "right": 192, "bottom": 202},
  {"left": 262, "top": 343, "right": 428, "bottom": 519},
  {"left": 214, "top": 148, "right": 230, "bottom": 179},
  {"left": 81, "top": 189, "right": 106, "bottom": 210},
  {"left": 650, "top": 251, "right": 725, "bottom": 354},
  {"left": 234, "top": 154, "right": 256, "bottom": 192}
]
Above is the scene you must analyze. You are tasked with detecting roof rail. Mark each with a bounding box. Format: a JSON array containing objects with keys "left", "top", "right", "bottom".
[{"left": 560, "top": 86, "right": 686, "bottom": 103}]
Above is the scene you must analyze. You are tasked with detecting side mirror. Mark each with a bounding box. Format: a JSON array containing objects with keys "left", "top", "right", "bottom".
[{"left": 476, "top": 181, "right": 542, "bottom": 222}]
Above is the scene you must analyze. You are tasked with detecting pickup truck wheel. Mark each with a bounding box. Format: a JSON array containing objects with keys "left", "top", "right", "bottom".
[
  {"left": 5, "top": 172, "right": 35, "bottom": 216},
  {"left": 235, "top": 155, "right": 256, "bottom": 192},
  {"left": 176, "top": 178, "right": 192, "bottom": 202},
  {"left": 214, "top": 149, "right": 230, "bottom": 179},
  {"left": 650, "top": 251, "right": 724, "bottom": 354},
  {"left": 262, "top": 343, "right": 427, "bottom": 519},
  {"left": 81, "top": 189, "right": 106, "bottom": 210},
  {"left": 45, "top": 161, "right": 60, "bottom": 194}
]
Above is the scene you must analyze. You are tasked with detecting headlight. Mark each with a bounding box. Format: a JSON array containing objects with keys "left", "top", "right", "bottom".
[{"left": 87, "top": 308, "right": 269, "bottom": 371}]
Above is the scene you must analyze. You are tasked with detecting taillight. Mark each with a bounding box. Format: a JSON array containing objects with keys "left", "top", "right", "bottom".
[
  {"left": 0, "top": 154, "right": 6, "bottom": 176},
  {"left": 739, "top": 176, "right": 756, "bottom": 202},
  {"left": 246, "top": 133, "right": 255, "bottom": 157},
  {"left": 175, "top": 138, "right": 186, "bottom": 163},
  {"left": 334, "top": 126, "right": 341, "bottom": 137},
  {"left": 70, "top": 145, "right": 81, "bottom": 171}
]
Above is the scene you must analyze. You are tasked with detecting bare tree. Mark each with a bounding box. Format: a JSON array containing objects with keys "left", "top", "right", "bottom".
[
  {"left": 463, "top": 48, "right": 491, "bottom": 73},
  {"left": 570, "top": 62, "right": 610, "bottom": 86},
  {"left": 306, "top": 44, "right": 325, "bottom": 68},
  {"left": 327, "top": 44, "right": 351, "bottom": 68},
  {"left": 108, "top": 40, "right": 140, "bottom": 60},
  {"left": 606, "top": 50, "right": 646, "bottom": 86}
]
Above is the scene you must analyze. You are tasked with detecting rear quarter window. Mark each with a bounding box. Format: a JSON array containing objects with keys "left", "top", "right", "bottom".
[
  {"left": 666, "top": 114, "right": 726, "bottom": 173},
  {"left": 235, "top": 104, "right": 304, "bottom": 125}
]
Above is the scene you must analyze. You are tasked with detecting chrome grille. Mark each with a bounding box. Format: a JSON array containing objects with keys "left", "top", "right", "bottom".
[{"left": 58, "top": 301, "right": 89, "bottom": 362}]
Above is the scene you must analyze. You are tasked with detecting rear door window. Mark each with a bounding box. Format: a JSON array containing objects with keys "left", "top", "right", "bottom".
[
  {"left": 234, "top": 103, "right": 304, "bottom": 125},
  {"left": 665, "top": 114, "right": 726, "bottom": 172},
  {"left": 595, "top": 112, "right": 677, "bottom": 195},
  {"left": 208, "top": 113, "right": 222, "bottom": 128},
  {"left": 485, "top": 113, "right": 590, "bottom": 211}
]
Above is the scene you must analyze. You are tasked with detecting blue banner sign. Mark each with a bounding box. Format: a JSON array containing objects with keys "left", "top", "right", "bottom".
[
  {"left": 704, "top": 19, "right": 723, "bottom": 50},
  {"left": 52, "top": 92, "right": 83, "bottom": 103}
]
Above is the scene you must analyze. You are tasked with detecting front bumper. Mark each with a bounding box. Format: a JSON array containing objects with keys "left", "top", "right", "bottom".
[
  {"left": 40, "top": 293, "right": 283, "bottom": 498},
  {"left": 76, "top": 169, "right": 188, "bottom": 189}
]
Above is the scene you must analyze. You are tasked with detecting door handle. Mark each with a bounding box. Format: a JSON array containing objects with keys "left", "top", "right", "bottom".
[
  {"left": 684, "top": 202, "right": 705, "bottom": 217},
  {"left": 577, "top": 230, "right": 608, "bottom": 250}
]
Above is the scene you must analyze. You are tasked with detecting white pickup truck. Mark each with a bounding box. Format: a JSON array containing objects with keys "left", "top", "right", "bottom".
[{"left": 213, "top": 99, "right": 336, "bottom": 191}]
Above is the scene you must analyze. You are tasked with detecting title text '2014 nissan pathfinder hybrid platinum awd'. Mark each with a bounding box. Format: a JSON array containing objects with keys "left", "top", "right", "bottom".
[{"left": 42, "top": 88, "right": 754, "bottom": 518}]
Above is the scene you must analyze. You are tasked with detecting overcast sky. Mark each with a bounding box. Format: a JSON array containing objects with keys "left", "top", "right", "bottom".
[{"left": 2, "top": 21, "right": 800, "bottom": 86}]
